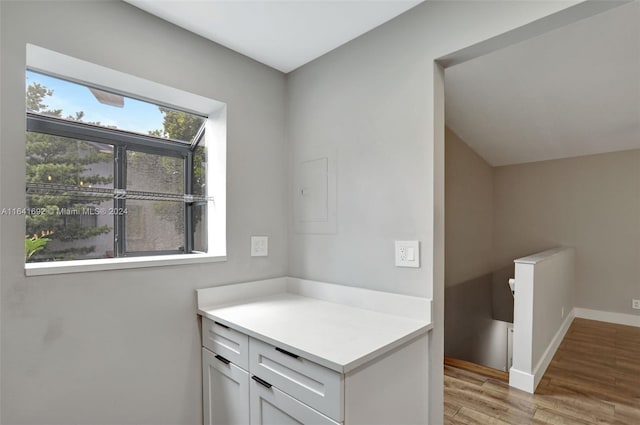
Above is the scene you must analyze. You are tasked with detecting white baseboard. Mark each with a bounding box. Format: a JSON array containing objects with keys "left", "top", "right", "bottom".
[
  {"left": 509, "top": 309, "right": 575, "bottom": 394},
  {"left": 574, "top": 308, "right": 640, "bottom": 327},
  {"left": 508, "top": 367, "right": 535, "bottom": 393}
]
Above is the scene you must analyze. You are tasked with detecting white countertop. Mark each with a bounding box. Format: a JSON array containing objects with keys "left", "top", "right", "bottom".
[{"left": 198, "top": 285, "right": 431, "bottom": 373}]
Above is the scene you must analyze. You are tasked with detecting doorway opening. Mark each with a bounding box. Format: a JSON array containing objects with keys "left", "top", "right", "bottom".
[{"left": 438, "top": 0, "right": 638, "bottom": 383}]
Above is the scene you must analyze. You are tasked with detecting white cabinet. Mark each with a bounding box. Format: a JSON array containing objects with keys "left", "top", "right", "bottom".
[
  {"left": 202, "top": 318, "right": 428, "bottom": 425},
  {"left": 202, "top": 348, "right": 249, "bottom": 425},
  {"left": 201, "top": 317, "right": 342, "bottom": 425},
  {"left": 198, "top": 278, "right": 432, "bottom": 425}
]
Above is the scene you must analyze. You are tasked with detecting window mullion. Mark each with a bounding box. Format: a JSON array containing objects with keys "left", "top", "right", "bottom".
[
  {"left": 185, "top": 152, "right": 193, "bottom": 254},
  {"left": 114, "top": 146, "right": 127, "bottom": 257},
  {"left": 27, "top": 113, "right": 191, "bottom": 156}
]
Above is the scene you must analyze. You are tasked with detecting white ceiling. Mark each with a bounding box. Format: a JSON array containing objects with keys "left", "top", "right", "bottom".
[
  {"left": 125, "top": 0, "right": 639, "bottom": 166},
  {"left": 445, "top": 1, "right": 640, "bottom": 167},
  {"left": 125, "top": 0, "right": 422, "bottom": 73}
]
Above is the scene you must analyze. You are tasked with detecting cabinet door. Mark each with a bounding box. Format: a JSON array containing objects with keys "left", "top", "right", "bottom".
[
  {"left": 249, "top": 376, "right": 340, "bottom": 425},
  {"left": 202, "top": 348, "right": 249, "bottom": 425}
]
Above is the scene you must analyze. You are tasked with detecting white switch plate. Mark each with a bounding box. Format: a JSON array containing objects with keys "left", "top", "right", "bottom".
[
  {"left": 395, "top": 241, "right": 420, "bottom": 268},
  {"left": 251, "top": 236, "right": 269, "bottom": 257}
]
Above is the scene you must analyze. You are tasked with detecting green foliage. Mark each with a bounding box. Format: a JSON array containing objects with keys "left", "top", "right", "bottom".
[
  {"left": 26, "top": 83, "right": 60, "bottom": 115},
  {"left": 25, "top": 233, "right": 51, "bottom": 260},
  {"left": 26, "top": 81, "right": 113, "bottom": 261},
  {"left": 148, "top": 108, "right": 207, "bottom": 234},
  {"left": 155, "top": 107, "right": 206, "bottom": 194},
  {"left": 156, "top": 107, "right": 203, "bottom": 141}
]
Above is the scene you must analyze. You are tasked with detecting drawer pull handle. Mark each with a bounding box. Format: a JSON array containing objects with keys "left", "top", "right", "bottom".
[
  {"left": 214, "top": 321, "right": 230, "bottom": 329},
  {"left": 215, "top": 355, "right": 231, "bottom": 365},
  {"left": 275, "top": 347, "right": 300, "bottom": 359},
  {"left": 252, "top": 375, "right": 272, "bottom": 389}
]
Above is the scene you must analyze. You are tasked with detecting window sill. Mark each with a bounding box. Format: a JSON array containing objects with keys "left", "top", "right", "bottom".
[{"left": 25, "top": 253, "right": 226, "bottom": 276}]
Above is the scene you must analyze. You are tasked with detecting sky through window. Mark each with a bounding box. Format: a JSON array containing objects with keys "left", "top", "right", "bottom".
[{"left": 26, "top": 70, "right": 205, "bottom": 144}]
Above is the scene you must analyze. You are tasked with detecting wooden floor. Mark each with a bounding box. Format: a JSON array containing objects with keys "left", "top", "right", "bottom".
[{"left": 444, "top": 318, "right": 640, "bottom": 425}]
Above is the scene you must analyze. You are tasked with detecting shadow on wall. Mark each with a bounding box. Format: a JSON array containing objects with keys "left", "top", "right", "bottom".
[{"left": 445, "top": 264, "right": 514, "bottom": 371}]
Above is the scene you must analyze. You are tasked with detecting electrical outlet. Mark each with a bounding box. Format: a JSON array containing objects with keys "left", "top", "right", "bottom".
[
  {"left": 561, "top": 307, "right": 565, "bottom": 319},
  {"left": 632, "top": 299, "right": 640, "bottom": 310},
  {"left": 251, "top": 236, "right": 268, "bottom": 257},
  {"left": 395, "top": 241, "right": 419, "bottom": 268}
]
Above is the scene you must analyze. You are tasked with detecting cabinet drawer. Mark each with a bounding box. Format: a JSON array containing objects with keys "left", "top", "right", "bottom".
[
  {"left": 249, "top": 338, "right": 343, "bottom": 422},
  {"left": 202, "top": 317, "right": 249, "bottom": 370},
  {"left": 250, "top": 375, "right": 340, "bottom": 425}
]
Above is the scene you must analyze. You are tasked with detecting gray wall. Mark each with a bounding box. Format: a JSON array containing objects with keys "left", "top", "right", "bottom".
[
  {"left": 445, "top": 127, "right": 494, "bottom": 288},
  {"left": 444, "top": 274, "right": 513, "bottom": 371},
  {"left": 494, "top": 150, "right": 640, "bottom": 315},
  {"left": 1, "top": 2, "right": 287, "bottom": 424},
  {"left": 446, "top": 132, "right": 640, "bottom": 322},
  {"left": 0, "top": 0, "right": 581, "bottom": 424},
  {"left": 286, "top": 2, "right": 576, "bottom": 422},
  {"left": 444, "top": 130, "right": 512, "bottom": 370}
]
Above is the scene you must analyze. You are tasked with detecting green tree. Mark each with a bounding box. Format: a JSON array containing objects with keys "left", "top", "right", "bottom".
[
  {"left": 151, "top": 107, "right": 205, "bottom": 193},
  {"left": 25, "top": 83, "right": 113, "bottom": 261},
  {"left": 144, "top": 108, "right": 206, "bottom": 238}
]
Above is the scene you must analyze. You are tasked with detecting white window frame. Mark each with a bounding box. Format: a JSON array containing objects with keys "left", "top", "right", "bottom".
[{"left": 24, "top": 44, "right": 227, "bottom": 276}]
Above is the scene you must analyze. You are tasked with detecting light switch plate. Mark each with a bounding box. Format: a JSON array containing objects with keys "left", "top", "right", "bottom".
[
  {"left": 251, "top": 236, "right": 269, "bottom": 257},
  {"left": 395, "top": 241, "right": 420, "bottom": 268}
]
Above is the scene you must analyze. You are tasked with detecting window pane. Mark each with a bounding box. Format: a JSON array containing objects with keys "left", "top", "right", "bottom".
[
  {"left": 26, "top": 70, "right": 206, "bottom": 144},
  {"left": 25, "top": 133, "right": 115, "bottom": 261},
  {"left": 125, "top": 151, "right": 185, "bottom": 253},
  {"left": 192, "top": 136, "right": 208, "bottom": 251},
  {"left": 125, "top": 200, "right": 184, "bottom": 252},
  {"left": 127, "top": 151, "right": 183, "bottom": 194},
  {"left": 193, "top": 203, "right": 207, "bottom": 253},
  {"left": 193, "top": 137, "right": 206, "bottom": 197}
]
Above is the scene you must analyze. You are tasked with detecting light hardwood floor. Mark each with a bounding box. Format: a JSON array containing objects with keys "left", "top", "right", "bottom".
[{"left": 444, "top": 318, "right": 640, "bottom": 425}]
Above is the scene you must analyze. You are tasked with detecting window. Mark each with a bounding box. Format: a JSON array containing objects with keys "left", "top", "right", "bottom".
[{"left": 25, "top": 70, "right": 211, "bottom": 262}]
